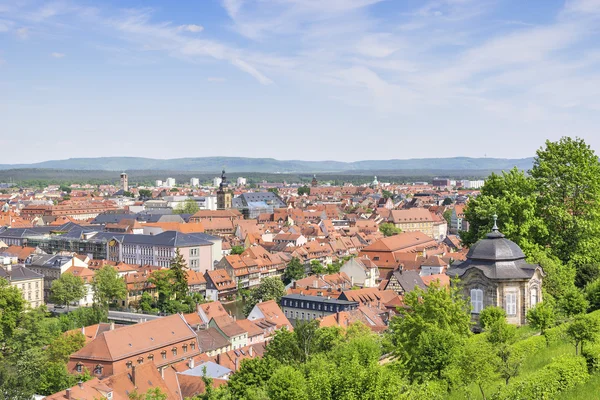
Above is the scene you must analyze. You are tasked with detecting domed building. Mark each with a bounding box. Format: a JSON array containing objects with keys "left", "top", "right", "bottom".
[{"left": 448, "top": 216, "right": 544, "bottom": 326}]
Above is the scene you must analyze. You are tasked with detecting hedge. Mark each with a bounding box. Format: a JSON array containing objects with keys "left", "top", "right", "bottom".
[{"left": 493, "top": 355, "right": 589, "bottom": 400}]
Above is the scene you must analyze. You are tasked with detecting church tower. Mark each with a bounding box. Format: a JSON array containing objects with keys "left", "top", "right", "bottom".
[
  {"left": 311, "top": 174, "right": 318, "bottom": 187},
  {"left": 217, "top": 169, "right": 232, "bottom": 210}
]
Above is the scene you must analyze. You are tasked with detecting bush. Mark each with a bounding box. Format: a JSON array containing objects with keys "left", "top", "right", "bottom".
[
  {"left": 586, "top": 279, "right": 600, "bottom": 312},
  {"left": 494, "top": 355, "right": 589, "bottom": 400},
  {"left": 512, "top": 335, "right": 546, "bottom": 358},
  {"left": 544, "top": 323, "right": 569, "bottom": 346},
  {"left": 480, "top": 306, "right": 507, "bottom": 330},
  {"left": 582, "top": 343, "right": 600, "bottom": 373}
]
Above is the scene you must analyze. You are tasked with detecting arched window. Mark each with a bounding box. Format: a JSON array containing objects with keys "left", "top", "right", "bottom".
[
  {"left": 531, "top": 287, "right": 538, "bottom": 307},
  {"left": 470, "top": 288, "right": 483, "bottom": 314}
]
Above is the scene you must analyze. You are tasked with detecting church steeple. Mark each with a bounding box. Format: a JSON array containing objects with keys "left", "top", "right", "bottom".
[{"left": 217, "top": 169, "right": 232, "bottom": 210}]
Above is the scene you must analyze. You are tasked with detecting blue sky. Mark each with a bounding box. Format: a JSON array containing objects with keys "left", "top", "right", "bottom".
[{"left": 1, "top": 0, "right": 600, "bottom": 163}]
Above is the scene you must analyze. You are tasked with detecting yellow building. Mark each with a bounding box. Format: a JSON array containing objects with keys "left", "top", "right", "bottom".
[
  {"left": 391, "top": 208, "right": 435, "bottom": 238},
  {"left": 0, "top": 264, "right": 45, "bottom": 308}
]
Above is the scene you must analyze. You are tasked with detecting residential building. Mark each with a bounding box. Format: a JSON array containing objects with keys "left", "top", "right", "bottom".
[
  {"left": 213, "top": 177, "right": 223, "bottom": 187},
  {"left": 339, "top": 257, "right": 379, "bottom": 288},
  {"left": 64, "top": 265, "right": 95, "bottom": 306},
  {"left": 204, "top": 269, "right": 237, "bottom": 301},
  {"left": 390, "top": 208, "right": 435, "bottom": 238},
  {"left": 385, "top": 270, "right": 427, "bottom": 295},
  {"left": 208, "top": 316, "right": 248, "bottom": 350},
  {"left": 280, "top": 294, "right": 359, "bottom": 323},
  {"left": 236, "top": 177, "right": 247, "bottom": 186},
  {"left": 448, "top": 220, "right": 544, "bottom": 326},
  {"left": 156, "top": 180, "right": 163, "bottom": 187},
  {"left": 451, "top": 205, "right": 468, "bottom": 234},
  {"left": 25, "top": 254, "right": 88, "bottom": 300},
  {"left": 190, "top": 178, "right": 200, "bottom": 187},
  {"left": 247, "top": 299, "right": 293, "bottom": 332},
  {"left": 68, "top": 314, "right": 200, "bottom": 378},
  {"left": 0, "top": 264, "right": 44, "bottom": 308}
]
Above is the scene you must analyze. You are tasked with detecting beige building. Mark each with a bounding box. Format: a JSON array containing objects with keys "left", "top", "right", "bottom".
[
  {"left": 1, "top": 264, "right": 45, "bottom": 308},
  {"left": 448, "top": 220, "right": 544, "bottom": 326},
  {"left": 391, "top": 208, "right": 436, "bottom": 239}
]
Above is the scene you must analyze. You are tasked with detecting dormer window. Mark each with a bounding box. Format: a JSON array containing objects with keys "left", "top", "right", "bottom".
[
  {"left": 94, "top": 365, "right": 103, "bottom": 375},
  {"left": 126, "top": 361, "right": 132, "bottom": 369},
  {"left": 190, "top": 342, "right": 195, "bottom": 350},
  {"left": 161, "top": 350, "right": 167, "bottom": 360},
  {"left": 172, "top": 347, "right": 178, "bottom": 356},
  {"left": 148, "top": 354, "right": 154, "bottom": 361},
  {"left": 76, "top": 363, "right": 83, "bottom": 373}
]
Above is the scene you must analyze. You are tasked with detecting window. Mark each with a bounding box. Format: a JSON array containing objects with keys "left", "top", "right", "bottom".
[
  {"left": 148, "top": 354, "right": 154, "bottom": 361},
  {"left": 76, "top": 363, "right": 83, "bottom": 373},
  {"left": 183, "top": 344, "right": 188, "bottom": 353},
  {"left": 470, "top": 289, "right": 483, "bottom": 314},
  {"left": 137, "top": 357, "right": 144, "bottom": 364},
  {"left": 190, "top": 342, "right": 195, "bottom": 350},
  {"left": 172, "top": 347, "right": 178, "bottom": 356},
  {"left": 162, "top": 351, "right": 167, "bottom": 360},
  {"left": 126, "top": 361, "right": 132, "bottom": 369},
  {"left": 505, "top": 292, "right": 517, "bottom": 316},
  {"left": 531, "top": 288, "right": 538, "bottom": 307},
  {"left": 94, "top": 365, "right": 103, "bottom": 375}
]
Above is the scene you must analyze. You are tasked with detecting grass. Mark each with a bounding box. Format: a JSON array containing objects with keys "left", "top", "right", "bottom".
[{"left": 558, "top": 373, "right": 600, "bottom": 399}]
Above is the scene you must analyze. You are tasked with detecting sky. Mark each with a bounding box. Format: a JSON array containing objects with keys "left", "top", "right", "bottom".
[{"left": 1, "top": 0, "right": 600, "bottom": 163}]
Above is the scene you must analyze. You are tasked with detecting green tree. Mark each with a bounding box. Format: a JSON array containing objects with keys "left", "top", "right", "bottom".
[
  {"left": 379, "top": 222, "right": 402, "bottom": 237},
  {"left": 443, "top": 209, "right": 452, "bottom": 226},
  {"left": 173, "top": 198, "right": 200, "bottom": 214},
  {"left": 282, "top": 257, "right": 305, "bottom": 284},
  {"left": 486, "top": 317, "right": 522, "bottom": 385},
  {"left": 479, "top": 306, "right": 506, "bottom": 330},
  {"left": 230, "top": 245, "right": 245, "bottom": 255},
  {"left": 310, "top": 260, "right": 326, "bottom": 275},
  {"left": 50, "top": 273, "right": 86, "bottom": 311},
  {"left": 138, "top": 189, "right": 153, "bottom": 199},
  {"left": 457, "top": 336, "right": 498, "bottom": 400},
  {"left": 531, "top": 137, "right": 600, "bottom": 272},
  {"left": 91, "top": 265, "right": 127, "bottom": 309},
  {"left": 170, "top": 249, "right": 189, "bottom": 300},
  {"left": 389, "top": 281, "right": 471, "bottom": 382},
  {"left": 46, "top": 332, "right": 86, "bottom": 363},
  {"left": 58, "top": 306, "right": 107, "bottom": 332},
  {"left": 243, "top": 277, "right": 286, "bottom": 316},
  {"left": 122, "top": 191, "right": 135, "bottom": 198},
  {"left": 295, "top": 320, "right": 321, "bottom": 362},
  {"left": 267, "top": 188, "right": 279, "bottom": 195},
  {"left": 138, "top": 291, "right": 155, "bottom": 313},
  {"left": 265, "top": 328, "right": 302, "bottom": 365},
  {"left": 149, "top": 269, "right": 174, "bottom": 308},
  {"left": 382, "top": 190, "right": 393, "bottom": 199},
  {"left": 442, "top": 197, "right": 453, "bottom": 206},
  {"left": 566, "top": 314, "right": 600, "bottom": 355},
  {"left": 227, "top": 357, "right": 280, "bottom": 399},
  {"left": 0, "top": 278, "right": 26, "bottom": 346},
  {"left": 297, "top": 186, "right": 310, "bottom": 196},
  {"left": 267, "top": 366, "right": 308, "bottom": 400},
  {"left": 558, "top": 287, "right": 588, "bottom": 317},
  {"left": 461, "top": 167, "right": 546, "bottom": 253},
  {"left": 526, "top": 301, "right": 556, "bottom": 341},
  {"left": 59, "top": 185, "right": 72, "bottom": 194},
  {"left": 128, "top": 388, "right": 168, "bottom": 400}
]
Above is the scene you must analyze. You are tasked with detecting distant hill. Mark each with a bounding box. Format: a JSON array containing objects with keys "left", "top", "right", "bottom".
[{"left": 0, "top": 156, "right": 534, "bottom": 173}]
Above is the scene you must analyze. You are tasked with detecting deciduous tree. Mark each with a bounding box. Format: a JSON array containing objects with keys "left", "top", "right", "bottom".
[
  {"left": 282, "top": 257, "right": 305, "bottom": 284},
  {"left": 50, "top": 273, "right": 86, "bottom": 311},
  {"left": 92, "top": 265, "right": 127, "bottom": 309}
]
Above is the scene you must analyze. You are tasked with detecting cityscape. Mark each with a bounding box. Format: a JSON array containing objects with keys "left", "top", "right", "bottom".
[{"left": 2, "top": 1, "right": 600, "bottom": 400}]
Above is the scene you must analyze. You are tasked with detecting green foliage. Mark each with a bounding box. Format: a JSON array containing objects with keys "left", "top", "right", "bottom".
[
  {"left": 526, "top": 301, "right": 556, "bottom": 340},
  {"left": 138, "top": 291, "right": 155, "bottom": 313},
  {"left": 379, "top": 222, "right": 402, "bottom": 237},
  {"left": 527, "top": 248, "right": 576, "bottom": 300},
  {"left": 456, "top": 336, "right": 498, "bottom": 399},
  {"left": 267, "top": 366, "right": 308, "bottom": 400},
  {"left": 128, "top": 388, "right": 168, "bottom": 400},
  {"left": 443, "top": 197, "right": 453, "bottom": 206},
  {"left": 582, "top": 343, "right": 600, "bottom": 374},
  {"left": 230, "top": 245, "right": 245, "bottom": 255},
  {"left": 389, "top": 281, "right": 471, "bottom": 383},
  {"left": 227, "top": 357, "right": 281, "bottom": 399},
  {"left": 282, "top": 257, "right": 305, "bottom": 284},
  {"left": 170, "top": 249, "right": 189, "bottom": 300},
  {"left": 50, "top": 272, "right": 86, "bottom": 311},
  {"left": 566, "top": 314, "right": 600, "bottom": 355},
  {"left": 297, "top": 186, "right": 310, "bottom": 196},
  {"left": 122, "top": 191, "right": 135, "bottom": 198},
  {"left": 138, "top": 189, "right": 153, "bottom": 198},
  {"left": 243, "top": 277, "right": 286, "bottom": 316},
  {"left": 58, "top": 306, "right": 108, "bottom": 332},
  {"left": 265, "top": 327, "right": 303, "bottom": 365},
  {"left": 586, "top": 278, "right": 600, "bottom": 312},
  {"left": 575, "top": 264, "right": 600, "bottom": 289},
  {"left": 267, "top": 188, "right": 279, "bottom": 195},
  {"left": 92, "top": 265, "right": 127, "bottom": 309},
  {"left": 443, "top": 209, "right": 452, "bottom": 226},
  {"left": 310, "top": 260, "right": 326, "bottom": 275},
  {"left": 382, "top": 190, "right": 393, "bottom": 199},
  {"left": 479, "top": 306, "right": 507, "bottom": 330},
  {"left": 0, "top": 278, "right": 26, "bottom": 345},
  {"left": 46, "top": 332, "right": 86, "bottom": 363},
  {"left": 496, "top": 355, "right": 589, "bottom": 400},
  {"left": 558, "top": 287, "right": 589, "bottom": 318},
  {"left": 59, "top": 185, "right": 72, "bottom": 194},
  {"left": 174, "top": 198, "right": 200, "bottom": 214}
]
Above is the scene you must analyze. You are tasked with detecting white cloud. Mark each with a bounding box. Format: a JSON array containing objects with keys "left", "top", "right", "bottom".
[
  {"left": 231, "top": 58, "right": 273, "bottom": 84},
  {"left": 51, "top": 52, "right": 65, "bottom": 58},
  {"left": 177, "top": 24, "right": 203, "bottom": 33}
]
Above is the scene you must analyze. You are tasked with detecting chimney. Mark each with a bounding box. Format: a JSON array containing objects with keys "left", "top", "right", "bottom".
[
  {"left": 110, "top": 322, "right": 115, "bottom": 330},
  {"left": 78, "top": 381, "right": 83, "bottom": 389},
  {"left": 216, "top": 353, "right": 221, "bottom": 365},
  {"left": 249, "top": 346, "right": 253, "bottom": 357},
  {"left": 189, "top": 358, "right": 195, "bottom": 369},
  {"left": 234, "top": 358, "right": 238, "bottom": 371},
  {"left": 160, "top": 367, "right": 164, "bottom": 379},
  {"left": 131, "top": 365, "right": 137, "bottom": 385},
  {"left": 66, "top": 388, "right": 72, "bottom": 400}
]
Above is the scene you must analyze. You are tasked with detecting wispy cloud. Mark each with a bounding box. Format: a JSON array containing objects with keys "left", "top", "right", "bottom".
[
  {"left": 51, "top": 52, "right": 65, "bottom": 58},
  {"left": 16, "top": 27, "right": 29, "bottom": 39},
  {"left": 177, "top": 24, "right": 203, "bottom": 33}
]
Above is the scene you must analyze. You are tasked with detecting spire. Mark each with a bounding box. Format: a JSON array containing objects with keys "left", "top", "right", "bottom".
[{"left": 492, "top": 214, "right": 499, "bottom": 232}]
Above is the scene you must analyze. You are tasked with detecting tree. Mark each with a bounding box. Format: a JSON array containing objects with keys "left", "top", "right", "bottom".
[
  {"left": 122, "top": 191, "right": 135, "bottom": 198},
  {"left": 50, "top": 273, "right": 86, "bottom": 311},
  {"left": 389, "top": 281, "right": 471, "bottom": 382},
  {"left": 138, "top": 291, "right": 155, "bottom": 313},
  {"left": 128, "top": 388, "right": 168, "bottom": 400},
  {"left": 566, "top": 314, "right": 600, "bottom": 355},
  {"left": 382, "top": 190, "right": 393, "bottom": 199},
  {"left": 461, "top": 167, "right": 546, "bottom": 253},
  {"left": 230, "top": 245, "right": 245, "bottom": 255},
  {"left": 59, "top": 185, "right": 72, "bottom": 194},
  {"left": 170, "top": 249, "right": 189, "bottom": 300},
  {"left": 531, "top": 137, "right": 600, "bottom": 271},
  {"left": 228, "top": 357, "right": 281, "bottom": 399},
  {"left": 243, "top": 277, "right": 286, "bottom": 316},
  {"left": 267, "top": 188, "right": 279, "bottom": 195},
  {"left": 294, "top": 320, "right": 320, "bottom": 362},
  {"left": 91, "top": 265, "right": 127, "bottom": 309},
  {"left": 379, "top": 223, "right": 401, "bottom": 237},
  {"left": 479, "top": 306, "right": 506, "bottom": 330},
  {"left": 526, "top": 301, "right": 556, "bottom": 339},
  {"left": 282, "top": 257, "right": 305, "bottom": 284},
  {"left": 0, "top": 278, "right": 26, "bottom": 346},
  {"left": 310, "top": 260, "right": 326, "bottom": 275},
  {"left": 46, "top": 332, "right": 86, "bottom": 363},
  {"left": 267, "top": 366, "right": 308, "bottom": 400},
  {"left": 174, "top": 198, "right": 200, "bottom": 215},
  {"left": 265, "top": 328, "right": 302, "bottom": 365},
  {"left": 297, "top": 186, "right": 310, "bottom": 196},
  {"left": 558, "top": 287, "right": 588, "bottom": 317},
  {"left": 442, "top": 197, "right": 453, "bottom": 206},
  {"left": 457, "top": 337, "right": 498, "bottom": 400},
  {"left": 138, "top": 189, "right": 153, "bottom": 199},
  {"left": 443, "top": 209, "right": 452, "bottom": 226}
]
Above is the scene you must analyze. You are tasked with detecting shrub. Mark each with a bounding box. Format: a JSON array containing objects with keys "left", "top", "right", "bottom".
[
  {"left": 544, "top": 323, "right": 569, "bottom": 346},
  {"left": 586, "top": 278, "right": 600, "bottom": 312},
  {"left": 582, "top": 343, "right": 600, "bottom": 373},
  {"left": 480, "top": 307, "right": 507, "bottom": 330},
  {"left": 494, "top": 355, "right": 589, "bottom": 400}
]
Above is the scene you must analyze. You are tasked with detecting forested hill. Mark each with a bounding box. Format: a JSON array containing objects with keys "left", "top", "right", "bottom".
[{"left": 0, "top": 156, "right": 534, "bottom": 173}]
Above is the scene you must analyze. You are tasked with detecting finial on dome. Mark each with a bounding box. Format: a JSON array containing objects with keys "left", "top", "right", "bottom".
[{"left": 492, "top": 214, "right": 499, "bottom": 231}]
